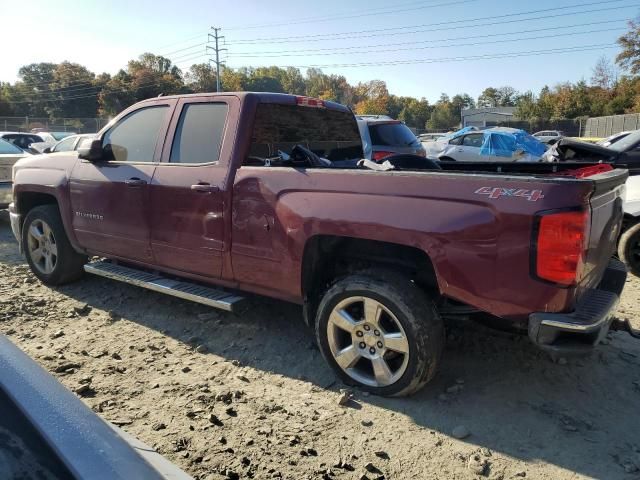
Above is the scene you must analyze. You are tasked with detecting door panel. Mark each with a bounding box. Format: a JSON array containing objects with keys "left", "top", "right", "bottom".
[
  {"left": 149, "top": 98, "right": 237, "bottom": 278},
  {"left": 69, "top": 102, "right": 175, "bottom": 262},
  {"left": 69, "top": 162, "right": 156, "bottom": 261}
]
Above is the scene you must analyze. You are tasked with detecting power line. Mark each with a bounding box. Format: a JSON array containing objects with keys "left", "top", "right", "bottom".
[
  {"left": 275, "top": 43, "right": 617, "bottom": 69},
  {"left": 228, "top": 26, "right": 624, "bottom": 59},
  {"left": 227, "top": 18, "right": 629, "bottom": 57},
  {"left": 227, "top": 0, "right": 633, "bottom": 44},
  {"left": 4, "top": 42, "right": 616, "bottom": 104},
  {"left": 224, "top": 0, "right": 481, "bottom": 31}
]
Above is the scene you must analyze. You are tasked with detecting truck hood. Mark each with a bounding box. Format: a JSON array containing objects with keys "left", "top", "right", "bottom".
[{"left": 13, "top": 152, "right": 78, "bottom": 176}]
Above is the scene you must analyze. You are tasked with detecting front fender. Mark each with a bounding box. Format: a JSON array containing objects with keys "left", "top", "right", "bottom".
[{"left": 13, "top": 162, "right": 81, "bottom": 252}]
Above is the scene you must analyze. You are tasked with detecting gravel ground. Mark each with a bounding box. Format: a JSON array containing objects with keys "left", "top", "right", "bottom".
[{"left": 1, "top": 220, "right": 640, "bottom": 480}]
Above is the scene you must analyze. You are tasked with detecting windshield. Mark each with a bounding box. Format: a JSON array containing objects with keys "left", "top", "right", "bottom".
[
  {"left": 51, "top": 132, "right": 74, "bottom": 141},
  {"left": 369, "top": 123, "right": 419, "bottom": 147},
  {"left": 609, "top": 130, "right": 640, "bottom": 153},
  {"left": 0, "top": 138, "right": 23, "bottom": 154}
]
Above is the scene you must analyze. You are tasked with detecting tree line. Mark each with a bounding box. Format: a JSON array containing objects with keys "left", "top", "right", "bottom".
[{"left": 1, "top": 18, "right": 638, "bottom": 131}]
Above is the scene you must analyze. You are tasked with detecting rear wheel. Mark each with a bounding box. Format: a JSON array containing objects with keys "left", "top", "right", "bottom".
[
  {"left": 439, "top": 156, "right": 456, "bottom": 162},
  {"left": 315, "top": 269, "right": 444, "bottom": 397},
  {"left": 619, "top": 222, "right": 640, "bottom": 277},
  {"left": 22, "top": 205, "right": 87, "bottom": 285}
]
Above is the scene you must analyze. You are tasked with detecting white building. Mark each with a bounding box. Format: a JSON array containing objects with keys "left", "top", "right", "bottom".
[{"left": 461, "top": 107, "right": 518, "bottom": 128}]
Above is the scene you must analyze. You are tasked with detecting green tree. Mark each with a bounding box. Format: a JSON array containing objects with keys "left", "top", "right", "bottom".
[
  {"left": 185, "top": 63, "right": 217, "bottom": 93},
  {"left": 616, "top": 17, "right": 640, "bottom": 75},
  {"left": 427, "top": 94, "right": 459, "bottom": 130}
]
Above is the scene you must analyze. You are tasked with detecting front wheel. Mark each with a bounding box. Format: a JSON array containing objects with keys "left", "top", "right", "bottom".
[
  {"left": 22, "top": 205, "right": 87, "bottom": 285},
  {"left": 315, "top": 269, "right": 444, "bottom": 397},
  {"left": 619, "top": 222, "right": 640, "bottom": 277}
]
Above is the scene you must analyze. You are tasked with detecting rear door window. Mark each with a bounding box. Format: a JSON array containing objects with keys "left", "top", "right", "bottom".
[
  {"left": 170, "top": 103, "right": 228, "bottom": 164},
  {"left": 368, "top": 123, "right": 419, "bottom": 147},
  {"left": 249, "top": 103, "right": 363, "bottom": 163}
]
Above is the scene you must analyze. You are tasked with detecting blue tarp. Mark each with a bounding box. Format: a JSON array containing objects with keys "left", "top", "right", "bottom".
[
  {"left": 447, "top": 127, "right": 546, "bottom": 158},
  {"left": 479, "top": 130, "right": 546, "bottom": 158}
]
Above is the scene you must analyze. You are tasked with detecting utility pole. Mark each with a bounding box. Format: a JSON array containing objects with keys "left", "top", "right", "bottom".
[{"left": 207, "top": 27, "right": 227, "bottom": 92}]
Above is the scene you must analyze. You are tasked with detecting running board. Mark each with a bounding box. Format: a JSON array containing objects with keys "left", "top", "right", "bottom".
[{"left": 84, "top": 260, "right": 246, "bottom": 312}]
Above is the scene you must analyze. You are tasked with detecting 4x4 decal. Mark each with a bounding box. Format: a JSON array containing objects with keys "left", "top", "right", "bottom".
[{"left": 475, "top": 186, "right": 544, "bottom": 202}]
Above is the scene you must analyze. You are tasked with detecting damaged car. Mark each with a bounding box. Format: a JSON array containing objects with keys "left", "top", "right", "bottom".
[
  {"left": 543, "top": 131, "right": 640, "bottom": 175},
  {"left": 436, "top": 127, "right": 546, "bottom": 163}
]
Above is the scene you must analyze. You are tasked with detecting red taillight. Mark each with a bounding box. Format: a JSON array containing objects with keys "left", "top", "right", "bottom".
[
  {"left": 296, "top": 96, "right": 325, "bottom": 108},
  {"left": 535, "top": 210, "right": 590, "bottom": 286},
  {"left": 372, "top": 151, "right": 394, "bottom": 162}
]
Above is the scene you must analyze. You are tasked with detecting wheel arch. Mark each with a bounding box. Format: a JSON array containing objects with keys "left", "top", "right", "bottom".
[{"left": 300, "top": 235, "right": 440, "bottom": 327}]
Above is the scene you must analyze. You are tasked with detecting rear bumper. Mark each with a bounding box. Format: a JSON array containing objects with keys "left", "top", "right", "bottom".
[
  {"left": 0, "top": 182, "right": 11, "bottom": 209},
  {"left": 528, "top": 258, "right": 627, "bottom": 354}
]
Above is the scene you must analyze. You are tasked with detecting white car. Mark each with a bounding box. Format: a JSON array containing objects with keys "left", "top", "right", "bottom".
[
  {"left": 532, "top": 130, "right": 564, "bottom": 144},
  {"left": 0, "top": 139, "right": 31, "bottom": 208},
  {"left": 437, "top": 128, "right": 544, "bottom": 163},
  {"left": 619, "top": 175, "right": 640, "bottom": 277},
  {"left": 30, "top": 131, "right": 76, "bottom": 153},
  {"left": 597, "top": 131, "right": 633, "bottom": 147}
]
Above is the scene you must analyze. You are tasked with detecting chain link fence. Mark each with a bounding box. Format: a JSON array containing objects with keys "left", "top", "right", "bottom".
[{"left": 0, "top": 117, "right": 109, "bottom": 134}]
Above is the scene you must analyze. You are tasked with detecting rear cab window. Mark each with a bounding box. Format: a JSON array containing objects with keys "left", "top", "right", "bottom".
[
  {"left": 248, "top": 103, "right": 363, "bottom": 165},
  {"left": 368, "top": 122, "right": 419, "bottom": 147},
  {"left": 170, "top": 103, "right": 228, "bottom": 164}
]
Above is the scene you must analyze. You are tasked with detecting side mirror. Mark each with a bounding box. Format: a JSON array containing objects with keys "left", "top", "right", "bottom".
[
  {"left": 42, "top": 147, "right": 52, "bottom": 154},
  {"left": 78, "top": 138, "right": 103, "bottom": 161}
]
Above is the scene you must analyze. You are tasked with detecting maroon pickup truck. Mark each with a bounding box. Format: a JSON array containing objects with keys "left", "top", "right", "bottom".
[{"left": 8, "top": 92, "right": 629, "bottom": 396}]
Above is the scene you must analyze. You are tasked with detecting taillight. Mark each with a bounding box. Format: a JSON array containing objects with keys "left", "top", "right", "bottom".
[
  {"left": 372, "top": 151, "right": 394, "bottom": 162},
  {"left": 296, "top": 96, "right": 325, "bottom": 108},
  {"left": 535, "top": 210, "right": 590, "bottom": 286}
]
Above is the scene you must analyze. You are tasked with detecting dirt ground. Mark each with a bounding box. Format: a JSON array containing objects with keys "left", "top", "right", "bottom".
[{"left": 1, "top": 219, "right": 640, "bottom": 480}]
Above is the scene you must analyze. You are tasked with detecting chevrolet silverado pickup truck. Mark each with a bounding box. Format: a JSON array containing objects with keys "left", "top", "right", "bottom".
[{"left": 8, "top": 93, "right": 631, "bottom": 396}]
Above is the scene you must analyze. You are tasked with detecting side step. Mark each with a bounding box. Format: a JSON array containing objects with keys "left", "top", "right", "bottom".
[{"left": 84, "top": 260, "right": 246, "bottom": 312}]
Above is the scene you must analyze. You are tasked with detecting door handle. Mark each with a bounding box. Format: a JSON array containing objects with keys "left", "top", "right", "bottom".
[
  {"left": 125, "top": 177, "right": 147, "bottom": 186},
  {"left": 191, "top": 183, "right": 219, "bottom": 193}
]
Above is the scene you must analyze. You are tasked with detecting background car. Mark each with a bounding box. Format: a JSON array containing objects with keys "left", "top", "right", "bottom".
[
  {"left": 533, "top": 130, "right": 565, "bottom": 144},
  {"left": 357, "top": 115, "right": 426, "bottom": 161},
  {"left": 437, "top": 127, "right": 546, "bottom": 163},
  {"left": 620, "top": 175, "right": 640, "bottom": 277},
  {"left": 0, "top": 132, "right": 44, "bottom": 153},
  {"left": 0, "top": 138, "right": 31, "bottom": 208},
  {"left": 44, "top": 133, "right": 95, "bottom": 153},
  {"left": 544, "top": 131, "right": 640, "bottom": 175},
  {"left": 30, "top": 131, "right": 76, "bottom": 153},
  {"left": 418, "top": 133, "right": 447, "bottom": 143},
  {"left": 597, "top": 130, "right": 633, "bottom": 147}
]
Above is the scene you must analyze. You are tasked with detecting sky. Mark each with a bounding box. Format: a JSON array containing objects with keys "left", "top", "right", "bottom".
[{"left": 0, "top": 0, "right": 637, "bottom": 102}]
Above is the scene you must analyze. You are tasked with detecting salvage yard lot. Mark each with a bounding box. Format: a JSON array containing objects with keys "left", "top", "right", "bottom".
[{"left": 1, "top": 220, "right": 639, "bottom": 480}]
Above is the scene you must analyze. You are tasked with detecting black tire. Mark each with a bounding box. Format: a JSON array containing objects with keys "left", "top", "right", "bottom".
[
  {"left": 619, "top": 222, "right": 640, "bottom": 277},
  {"left": 315, "top": 269, "right": 444, "bottom": 397},
  {"left": 438, "top": 156, "right": 456, "bottom": 162},
  {"left": 22, "top": 205, "right": 87, "bottom": 285}
]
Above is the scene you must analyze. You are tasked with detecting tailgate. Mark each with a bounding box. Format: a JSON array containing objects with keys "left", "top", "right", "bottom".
[{"left": 582, "top": 169, "right": 628, "bottom": 289}]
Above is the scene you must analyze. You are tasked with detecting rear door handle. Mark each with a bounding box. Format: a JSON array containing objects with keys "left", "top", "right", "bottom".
[
  {"left": 125, "top": 177, "right": 147, "bottom": 186},
  {"left": 191, "top": 183, "right": 219, "bottom": 193}
]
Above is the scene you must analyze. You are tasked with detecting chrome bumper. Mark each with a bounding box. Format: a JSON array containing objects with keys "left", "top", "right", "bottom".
[
  {"left": 9, "top": 203, "right": 21, "bottom": 252},
  {"left": 528, "top": 259, "right": 627, "bottom": 353}
]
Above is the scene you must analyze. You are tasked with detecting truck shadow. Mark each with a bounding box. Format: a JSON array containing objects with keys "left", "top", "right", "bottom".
[{"left": 1, "top": 222, "right": 638, "bottom": 479}]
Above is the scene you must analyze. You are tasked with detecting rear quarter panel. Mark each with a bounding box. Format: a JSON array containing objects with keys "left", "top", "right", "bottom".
[{"left": 231, "top": 167, "right": 593, "bottom": 319}]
